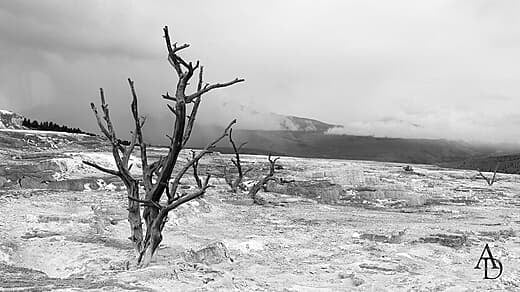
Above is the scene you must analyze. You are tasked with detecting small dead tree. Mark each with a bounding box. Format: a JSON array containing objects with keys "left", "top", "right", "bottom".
[
  {"left": 248, "top": 154, "right": 280, "bottom": 204},
  {"left": 224, "top": 128, "right": 253, "bottom": 192},
  {"left": 477, "top": 162, "right": 499, "bottom": 186},
  {"left": 83, "top": 26, "right": 244, "bottom": 267}
]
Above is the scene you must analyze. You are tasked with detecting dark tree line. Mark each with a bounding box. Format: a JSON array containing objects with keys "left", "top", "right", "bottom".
[{"left": 22, "top": 118, "right": 94, "bottom": 135}]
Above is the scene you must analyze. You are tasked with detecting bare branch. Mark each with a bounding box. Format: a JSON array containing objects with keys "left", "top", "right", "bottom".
[
  {"left": 186, "top": 78, "right": 245, "bottom": 102},
  {"left": 95, "top": 88, "right": 126, "bottom": 156},
  {"left": 163, "top": 175, "right": 212, "bottom": 213},
  {"left": 162, "top": 93, "right": 177, "bottom": 102},
  {"left": 229, "top": 128, "right": 242, "bottom": 175},
  {"left": 226, "top": 127, "right": 249, "bottom": 192},
  {"left": 477, "top": 170, "right": 489, "bottom": 184},
  {"left": 99, "top": 88, "right": 117, "bottom": 142},
  {"left": 491, "top": 163, "right": 499, "bottom": 185},
  {"left": 128, "top": 196, "right": 163, "bottom": 210},
  {"left": 90, "top": 103, "right": 111, "bottom": 140},
  {"left": 244, "top": 166, "right": 255, "bottom": 175},
  {"left": 191, "top": 150, "right": 203, "bottom": 188},
  {"left": 83, "top": 160, "right": 121, "bottom": 177},
  {"left": 173, "top": 43, "right": 190, "bottom": 53},
  {"left": 167, "top": 104, "right": 177, "bottom": 116},
  {"left": 169, "top": 119, "right": 236, "bottom": 199},
  {"left": 123, "top": 130, "right": 138, "bottom": 167},
  {"left": 149, "top": 156, "right": 166, "bottom": 177},
  {"left": 128, "top": 78, "right": 151, "bottom": 191},
  {"left": 478, "top": 162, "right": 500, "bottom": 186},
  {"left": 163, "top": 26, "right": 196, "bottom": 87},
  {"left": 181, "top": 60, "right": 200, "bottom": 78},
  {"left": 89, "top": 89, "right": 131, "bottom": 182},
  {"left": 192, "top": 60, "right": 200, "bottom": 71},
  {"left": 237, "top": 141, "right": 248, "bottom": 152},
  {"left": 182, "top": 66, "right": 204, "bottom": 147},
  {"left": 163, "top": 26, "right": 185, "bottom": 76}
]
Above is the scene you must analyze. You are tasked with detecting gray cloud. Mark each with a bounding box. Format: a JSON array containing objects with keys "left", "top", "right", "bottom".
[
  {"left": 1, "top": 0, "right": 520, "bottom": 144},
  {"left": 0, "top": 1, "right": 158, "bottom": 59}
]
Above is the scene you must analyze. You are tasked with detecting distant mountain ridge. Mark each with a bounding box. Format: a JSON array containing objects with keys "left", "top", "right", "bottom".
[
  {"left": 193, "top": 101, "right": 341, "bottom": 133},
  {"left": 208, "top": 129, "right": 496, "bottom": 164},
  {"left": 145, "top": 104, "right": 520, "bottom": 165},
  {"left": 5, "top": 109, "right": 520, "bottom": 170},
  {"left": 280, "top": 115, "right": 341, "bottom": 132}
]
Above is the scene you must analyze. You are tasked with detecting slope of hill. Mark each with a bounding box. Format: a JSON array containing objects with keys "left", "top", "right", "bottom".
[
  {"left": 192, "top": 128, "right": 497, "bottom": 165},
  {"left": 442, "top": 154, "right": 520, "bottom": 174},
  {"left": 194, "top": 101, "right": 342, "bottom": 133},
  {"left": 0, "top": 110, "right": 25, "bottom": 129},
  {"left": 1, "top": 109, "right": 94, "bottom": 136},
  {"left": 279, "top": 115, "right": 341, "bottom": 132},
  {"left": 0, "top": 128, "right": 107, "bottom": 153},
  {"left": 153, "top": 104, "right": 517, "bottom": 165}
]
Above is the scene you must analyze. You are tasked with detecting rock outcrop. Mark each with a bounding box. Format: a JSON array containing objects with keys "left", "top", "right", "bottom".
[{"left": 0, "top": 110, "right": 25, "bottom": 129}]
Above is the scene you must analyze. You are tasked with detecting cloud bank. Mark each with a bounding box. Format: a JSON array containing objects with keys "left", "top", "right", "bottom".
[{"left": 1, "top": 0, "right": 520, "bottom": 143}]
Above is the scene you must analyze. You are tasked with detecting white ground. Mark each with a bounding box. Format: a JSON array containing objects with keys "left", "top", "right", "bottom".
[{"left": 1, "top": 151, "right": 519, "bottom": 291}]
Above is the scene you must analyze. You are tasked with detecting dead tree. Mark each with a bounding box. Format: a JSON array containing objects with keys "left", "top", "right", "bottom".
[
  {"left": 478, "top": 162, "right": 499, "bottom": 186},
  {"left": 83, "top": 26, "right": 244, "bottom": 267},
  {"left": 224, "top": 128, "right": 253, "bottom": 192},
  {"left": 248, "top": 154, "right": 280, "bottom": 204}
]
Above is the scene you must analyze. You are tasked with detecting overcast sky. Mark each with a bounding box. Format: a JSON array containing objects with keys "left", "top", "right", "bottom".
[{"left": 1, "top": 0, "right": 520, "bottom": 143}]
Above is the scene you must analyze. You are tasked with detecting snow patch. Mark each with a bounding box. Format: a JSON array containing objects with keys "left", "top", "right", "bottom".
[{"left": 0, "top": 128, "right": 88, "bottom": 136}]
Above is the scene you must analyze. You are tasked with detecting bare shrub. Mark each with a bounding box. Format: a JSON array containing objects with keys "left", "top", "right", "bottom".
[
  {"left": 249, "top": 154, "right": 280, "bottom": 204},
  {"left": 477, "top": 162, "right": 499, "bottom": 186},
  {"left": 224, "top": 128, "right": 253, "bottom": 192}
]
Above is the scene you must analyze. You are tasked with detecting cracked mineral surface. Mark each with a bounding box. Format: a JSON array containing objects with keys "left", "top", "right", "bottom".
[{"left": 1, "top": 133, "right": 519, "bottom": 291}]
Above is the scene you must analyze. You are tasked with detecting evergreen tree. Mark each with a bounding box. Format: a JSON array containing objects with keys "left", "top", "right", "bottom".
[{"left": 20, "top": 117, "right": 90, "bottom": 134}]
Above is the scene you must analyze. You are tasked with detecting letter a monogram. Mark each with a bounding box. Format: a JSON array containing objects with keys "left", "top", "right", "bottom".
[{"left": 474, "top": 244, "right": 503, "bottom": 279}]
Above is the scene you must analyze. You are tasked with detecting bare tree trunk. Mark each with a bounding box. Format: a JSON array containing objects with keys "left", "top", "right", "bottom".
[
  {"left": 142, "top": 207, "right": 158, "bottom": 246},
  {"left": 137, "top": 174, "right": 212, "bottom": 266},
  {"left": 138, "top": 220, "right": 163, "bottom": 267},
  {"left": 127, "top": 181, "right": 144, "bottom": 257}
]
